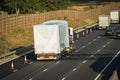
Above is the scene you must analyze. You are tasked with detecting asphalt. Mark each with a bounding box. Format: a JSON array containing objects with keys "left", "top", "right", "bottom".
[{"left": 0, "top": 23, "right": 120, "bottom": 80}]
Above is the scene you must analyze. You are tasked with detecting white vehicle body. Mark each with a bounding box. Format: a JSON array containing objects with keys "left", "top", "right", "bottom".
[
  {"left": 110, "top": 10, "right": 120, "bottom": 23},
  {"left": 33, "top": 20, "right": 70, "bottom": 60},
  {"left": 99, "top": 15, "right": 110, "bottom": 29}
]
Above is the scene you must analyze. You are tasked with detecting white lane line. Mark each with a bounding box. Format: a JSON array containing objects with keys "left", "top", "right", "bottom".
[
  {"left": 88, "top": 42, "right": 91, "bottom": 44},
  {"left": 94, "top": 50, "right": 120, "bottom": 80},
  {"left": 97, "top": 36, "right": 100, "bottom": 38},
  {"left": 56, "top": 61, "right": 60, "bottom": 64},
  {"left": 107, "top": 42, "right": 110, "bottom": 44},
  {"left": 67, "top": 55, "right": 70, "bottom": 58},
  {"left": 90, "top": 55, "right": 94, "bottom": 57},
  {"left": 29, "top": 78, "right": 33, "bottom": 80},
  {"left": 103, "top": 45, "right": 106, "bottom": 48},
  {"left": 29, "top": 62, "right": 33, "bottom": 64},
  {"left": 73, "top": 68, "right": 77, "bottom": 71},
  {"left": 97, "top": 50, "right": 100, "bottom": 52},
  {"left": 43, "top": 69, "right": 48, "bottom": 72},
  {"left": 93, "top": 39, "right": 96, "bottom": 41},
  {"left": 82, "top": 60, "right": 87, "bottom": 63},
  {"left": 75, "top": 50, "right": 78, "bottom": 53},
  {"left": 13, "top": 69, "right": 18, "bottom": 72},
  {"left": 82, "top": 46, "right": 86, "bottom": 48},
  {"left": 61, "top": 77, "right": 66, "bottom": 80}
]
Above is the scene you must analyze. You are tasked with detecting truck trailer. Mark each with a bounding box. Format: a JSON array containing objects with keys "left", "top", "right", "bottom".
[
  {"left": 98, "top": 15, "right": 110, "bottom": 30},
  {"left": 110, "top": 10, "right": 120, "bottom": 23},
  {"left": 33, "top": 20, "right": 74, "bottom": 60}
]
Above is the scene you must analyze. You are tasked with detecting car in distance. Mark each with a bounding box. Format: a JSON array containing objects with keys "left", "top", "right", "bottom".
[
  {"left": 115, "top": 30, "right": 120, "bottom": 39},
  {"left": 104, "top": 28, "right": 114, "bottom": 36}
]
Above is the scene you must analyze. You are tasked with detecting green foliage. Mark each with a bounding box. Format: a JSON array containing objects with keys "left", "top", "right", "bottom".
[{"left": 1, "top": 0, "right": 71, "bottom": 14}]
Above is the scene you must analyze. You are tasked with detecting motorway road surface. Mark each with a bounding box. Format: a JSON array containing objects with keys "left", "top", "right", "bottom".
[{"left": 0, "top": 23, "right": 120, "bottom": 80}]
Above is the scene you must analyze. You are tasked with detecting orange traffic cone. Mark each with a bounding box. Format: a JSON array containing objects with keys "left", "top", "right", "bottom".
[
  {"left": 77, "top": 34, "right": 79, "bottom": 39},
  {"left": 90, "top": 29, "right": 92, "bottom": 33},
  {"left": 86, "top": 30, "right": 88, "bottom": 35},
  {"left": 24, "top": 56, "right": 28, "bottom": 63},
  {"left": 11, "top": 61, "right": 14, "bottom": 70},
  {"left": 83, "top": 32, "right": 85, "bottom": 36}
]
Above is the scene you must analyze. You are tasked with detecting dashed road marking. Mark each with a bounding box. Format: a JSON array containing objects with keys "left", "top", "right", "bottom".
[
  {"left": 56, "top": 61, "right": 60, "bottom": 64},
  {"left": 29, "top": 62, "right": 33, "bottom": 64},
  {"left": 13, "top": 69, "right": 18, "bottom": 72},
  {"left": 88, "top": 42, "right": 91, "bottom": 44},
  {"left": 82, "top": 60, "right": 87, "bottom": 63},
  {"left": 103, "top": 45, "right": 106, "bottom": 48},
  {"left": 107, "top": 42, "right": 110, "bottom": 44},
  {"left": 93, "top": 39, "right": 96, "bottom": 41},
  {"left": 67, "top": 55, "right": 70, "bottom": 58},
  {"left": 90, "top": 55, "right": 94, "bottom": 57},
  {"left": 61, "top": 77, "right": 66, "bottom": 80},
  {"left": 29, "top": 78, "right": 33, "bottom": 80},
  {"left": 97, "top": 36, "right": 100, "bottom": 38},
  {"left": 43, "top": 69, "right": 48, "bottom": 72},
  {"left": 75, "top": 50, "right": 78, "bottom": 53},
  {"left": 97, "top": 50, "right": 100, "bottom": 53},
  {"left": 73, "top": 68, "right": 77, "bottom": 71},
  {"left": 82, "top": 46, "right": 86, "bottom": 48}
]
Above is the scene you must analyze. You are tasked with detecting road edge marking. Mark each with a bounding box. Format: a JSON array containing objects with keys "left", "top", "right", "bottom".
[{"left": 94, "top": 50, "right": 120, "bottom": 80}]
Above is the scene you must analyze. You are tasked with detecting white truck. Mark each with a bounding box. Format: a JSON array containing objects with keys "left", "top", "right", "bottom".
[
  {"left": 98, "top": 15, "right": 110, "bottom": 30},
  {"left": 110, "top": 10, "right": 120, "bottom": 23},
  {"left": 33, "top": 20, "right": 74, "bottom": 60}
]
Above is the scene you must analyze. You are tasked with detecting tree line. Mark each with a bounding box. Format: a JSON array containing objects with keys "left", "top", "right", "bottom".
[{"left": 0, "top": 0, "right": 71, "bottom": 14}]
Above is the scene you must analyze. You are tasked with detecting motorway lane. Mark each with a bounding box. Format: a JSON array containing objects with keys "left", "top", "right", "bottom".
[{"left": 1, "top": 24, "right": 120, "bottom": 80}]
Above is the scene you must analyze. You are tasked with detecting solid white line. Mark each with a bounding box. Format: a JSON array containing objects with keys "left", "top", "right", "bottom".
[
  {"left": 73, "top": 68, "right": 77, "bottom": 71},
  {"left": 82, "top": 60, "right": 87, "bottom": 63},
  {"left": 61, "top": 77, "right": 66, "bottom": 80},
  {"left": 94, "top": 50, "right": 120, "bottom": 80},
  {"left": 43, "top": 69, "right": 48, "bottom": 72}
]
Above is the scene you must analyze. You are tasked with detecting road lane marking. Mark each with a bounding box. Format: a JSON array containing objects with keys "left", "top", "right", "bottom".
[
  {"left": 107, "top": 42, "right": 110, "bottom": 44},
  {"left": 29, "top": 62, "right": 33, "bottom": 64},
  {"left": 43, "top": 69, "right": 48, "bottom": 72},
  {"left": 103, "top": 45, "right": 106, "bottom": 48},
  {"left": 82, "top": 46, "right": 86, "bottom": 48},
  {"left": 94, "top": 50, "right": 120, "bottom": 80},
  {"left": 67, "top": 55, "right": 70, "bottom": 58},
  {"left": 90, "top": 55, "right": 94, "bottom": 57},
  {"left": 73, "top": 68, "right": 77, "bottom": 71},
  {"left": 13, "top": 69, "right": 18, "bottom": 72},
  {"left": 56, "top": 61, "right": 60, "bottom": 64},
  {"left": 82, "top": 60, "right": 87, "bottom": 63},
  {"left": 75, "top": 50, "right": 78, "bottom": 52},
  {"left": 97, "top": 36, "right": 100, "bottom": 38},
  {"left": 93, "top": 39, "right": 96, "bottom": 41},
  {"left": 97, "top": 50, "right": 100, "bottom": 53},
  {"left": 29, "top": 78, "right": 33, "bottom": 80},
  {"left": 61, "top": 77, "right": 66, "bottom": 80},
  {"left": 88, "top": 42, "right": 91, "bottom": 44}
]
